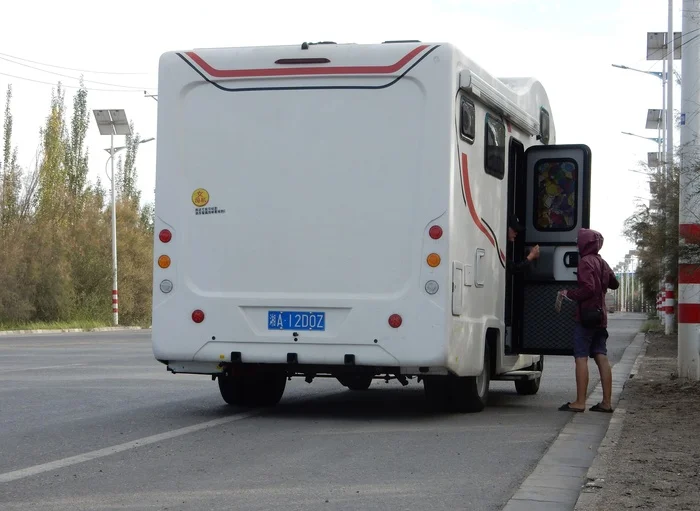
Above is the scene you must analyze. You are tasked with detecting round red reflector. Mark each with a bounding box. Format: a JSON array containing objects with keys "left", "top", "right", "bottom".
[
  {"left": 192, "top": 309, "right": 205, "bottom": 323},
  {"left": 159, "top": 229, "right": 172, "bottom": 243},
  {"left": 429, "top": 226, "right": 443, "bottom": 240},
  {"left": 388, "top": 314, "right": 403, "bottom": 328}
]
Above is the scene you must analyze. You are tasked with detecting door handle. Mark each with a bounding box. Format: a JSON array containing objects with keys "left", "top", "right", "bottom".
[{"left": 563, "top": 252, "right": 579, "bottom": 268}]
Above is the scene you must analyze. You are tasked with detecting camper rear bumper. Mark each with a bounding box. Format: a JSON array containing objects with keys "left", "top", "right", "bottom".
[{"left": 155, "top": 340, "right": 449, "bottom": 374}]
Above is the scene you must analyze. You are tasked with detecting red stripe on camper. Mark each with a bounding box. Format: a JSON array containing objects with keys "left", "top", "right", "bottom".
[
  {"left": 461, "top": 153, "right": 495, "bottom": 248},
  {"left": 186, "top": 45, "right": 429, "bottom": 79}
]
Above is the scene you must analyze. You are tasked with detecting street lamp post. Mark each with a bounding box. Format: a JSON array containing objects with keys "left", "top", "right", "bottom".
[
  {"left": 103, "top": 137, "right": 155, "bottom": 183},
  {"left": 93, "top": 110, "right": 132, "bottom": 326}
]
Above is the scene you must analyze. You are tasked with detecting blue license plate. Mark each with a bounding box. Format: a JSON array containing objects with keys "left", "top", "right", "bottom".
[{"left": 268, "top": 311, "right": 325, "bottom": 331}]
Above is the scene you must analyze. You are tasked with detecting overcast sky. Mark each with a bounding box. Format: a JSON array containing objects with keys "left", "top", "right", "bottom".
[{"left": 0, "top": 0, "right": 679, "bottom": 266}]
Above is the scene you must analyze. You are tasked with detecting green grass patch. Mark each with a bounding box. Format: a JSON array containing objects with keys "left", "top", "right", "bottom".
[
  {"left": 0, "top": 319, "right": 112, "bottom": 332},
  {"left": 640, "top": 320, "right": 664, "bottom": 333}
]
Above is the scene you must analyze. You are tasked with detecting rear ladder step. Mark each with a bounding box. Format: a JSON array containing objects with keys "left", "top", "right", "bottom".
[{"left": 493, "top": 370, "right": 542, "bottom": 381}]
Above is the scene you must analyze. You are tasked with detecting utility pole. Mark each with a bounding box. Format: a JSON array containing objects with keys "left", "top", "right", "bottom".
[
  {"left": 678, "top": 0, "right": 700, "bottom": 380},
  {"left": 665, "top": 0, "right": 677, "bottom": 335}
]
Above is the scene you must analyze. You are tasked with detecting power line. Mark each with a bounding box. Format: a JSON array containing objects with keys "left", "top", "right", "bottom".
[
  {"left": 0, "top": 55, "right": 155, "bottom": 90},
  {"left": 0, "top": 71, "right": 152, "bottom": 93},
  {"left": 0, "top": 51, "right": 149, "bottom": 75}
]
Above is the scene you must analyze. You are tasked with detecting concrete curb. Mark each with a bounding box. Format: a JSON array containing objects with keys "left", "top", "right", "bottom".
[
  {"left": 573, "top": 334, "right": 649, "bottom": 510},
  {"left": 501, "top": 332, "right": 647, "bottom": 511},
  {"left": 0, "top": 326, "right": 151, "bottom": 336}
]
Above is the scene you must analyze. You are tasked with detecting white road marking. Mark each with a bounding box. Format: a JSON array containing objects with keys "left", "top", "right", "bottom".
[{"left": 0, "top": 411, "right": 260, "bottom": 484}]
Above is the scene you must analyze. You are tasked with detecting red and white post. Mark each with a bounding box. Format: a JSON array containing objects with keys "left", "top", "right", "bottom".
[
  {"left": 678, "top": 0, "right": 700, "bottom": 380},
  {"left": 665, "top": 277, "right": 675, "bottom": 335},
  {"left": 112, "top": 289, "right": 119, "bottom": 325}
]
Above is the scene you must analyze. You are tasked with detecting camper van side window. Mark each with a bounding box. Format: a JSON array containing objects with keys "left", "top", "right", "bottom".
[
  {"left": 460, "top": 97, "right": 475, "bottom": 143},
  {"left": 540, "top": 108, "right": 550, "bottom": 145},
  {"left": 533, "top": 158, "right": 578, "bottom": 231},
  {"left": 484, "top": 114, "right": 505, "bottom": 180}
]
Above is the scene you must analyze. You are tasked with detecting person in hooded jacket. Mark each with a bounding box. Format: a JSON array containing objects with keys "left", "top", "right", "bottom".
[{"left": 558, "top": 228, "right": 619, "bottom": 413}]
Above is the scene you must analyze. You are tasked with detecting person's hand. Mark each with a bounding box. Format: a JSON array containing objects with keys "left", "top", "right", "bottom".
[
  {"left": 558, "top": 290, "right": 568, "bottom": 297},
  {"left": 527, "top": 245, "right": 540, "bottom": 261}
]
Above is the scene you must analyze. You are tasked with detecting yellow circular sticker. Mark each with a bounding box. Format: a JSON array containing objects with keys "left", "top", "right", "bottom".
[{"left": 192, "top": 188, "right": 209, "bottom": 207}]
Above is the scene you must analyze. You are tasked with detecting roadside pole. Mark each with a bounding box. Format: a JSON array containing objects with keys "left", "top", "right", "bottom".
[
  {"left": 678, "top": 0, "right": 700, "bottom": 379},
  {"left": 666, "top": 0, "right": 676, "bottom": 335}
]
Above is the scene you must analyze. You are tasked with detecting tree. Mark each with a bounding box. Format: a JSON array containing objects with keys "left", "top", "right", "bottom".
[
  {"left": 624, "top": 164, "right": 680, "bottom": 306},
  {"left": 116, "top": 121, "right": 141, "bottom": 207},
  {"left": 64, "top": 79, "right": 90, "bottom": 213},
  {"left": 37, "top": 84, "right": 68, "bottom": 222},
  {"left": 1, "top": 85, "right": 22, "bottom": 230}
]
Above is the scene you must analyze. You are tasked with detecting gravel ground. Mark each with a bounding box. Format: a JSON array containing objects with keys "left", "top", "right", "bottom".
[{"left": 588, "top": 331, "right": 700, "bottom": 510}]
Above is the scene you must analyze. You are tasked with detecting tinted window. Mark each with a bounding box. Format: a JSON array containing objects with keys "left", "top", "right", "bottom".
[
  {"left": 484, "top": 114, "right": 505, "bottom": 179},
  {"left": 533, "top": 158, "right": 578, "bottom": 231},
  {"left": 460, "top": 97, "right": 475, "bottom": 142}
]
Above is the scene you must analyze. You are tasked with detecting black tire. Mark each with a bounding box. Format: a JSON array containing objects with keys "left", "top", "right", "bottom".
[
  {"left": 515, "top": 356, "right": 544, "bottom": 396},
  {"left": 423, "top": 375, "right": 451, "bottom": 411},
  {"left": 423, "top": 343, "right": 491, "bottom": 413},
  {"left": 337, "top": 374, "right": 373, "bottom": 391},
  {"left": 218, "top": 374, "right": 247, "bottom": 406},
  {"left": 450, "top": 342, "right": 491, "bottom": 413},
  {"left": 218, "top": 371, "right": 287, "bottom": 407}
]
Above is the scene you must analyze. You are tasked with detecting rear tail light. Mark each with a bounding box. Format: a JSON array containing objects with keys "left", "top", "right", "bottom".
[
  {"left": 427, "top": 253, "right": 441, "bottom": 267},
  {"left": 388, "top": 314, "right": 402, "bottom": 328},
  {"left": 429, "top": 226, "right": 443, "bottom": 239},
  {"left": 158, "top": 255, "right": 171, "bottom": 269},
  {"left": 192, "top": 310, "right": 205, "bottom": 323},
  {"left": 159, "top": 229, "right": 172, "bottom": 243}
]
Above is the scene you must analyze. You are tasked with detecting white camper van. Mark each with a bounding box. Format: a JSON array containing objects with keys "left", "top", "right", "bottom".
[{"left": 152, "top": 40, "right": 591, "bottom": 413}]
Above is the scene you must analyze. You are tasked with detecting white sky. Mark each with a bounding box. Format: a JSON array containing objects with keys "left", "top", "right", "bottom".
[{"left": 0, "top": 0, "right": 680, "bottom": 266}]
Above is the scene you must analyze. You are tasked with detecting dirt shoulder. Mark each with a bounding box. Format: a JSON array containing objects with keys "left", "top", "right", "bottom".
[{"left": 586, "top": 332, "right": 700, "bottom": 510}]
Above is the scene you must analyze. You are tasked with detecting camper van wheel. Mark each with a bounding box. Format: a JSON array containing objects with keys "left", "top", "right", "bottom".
[
  {"left": 337, "top": 374, "right": 373, "bottom": 391},
  {"left": 423, "top": 376, "right": 451, "bottom": 411},
  {"left": 217, "top": 371, "right": 287, "bottom": 407},
  {"left": 515, "top": 356, "right": 544, "bottom": 396},
  {"left": 450, "top": 342, "right": 491, "bottom": 413}
]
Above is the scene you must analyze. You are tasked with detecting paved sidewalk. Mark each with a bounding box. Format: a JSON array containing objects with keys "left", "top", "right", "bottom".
[
  {"left": 502, "top": 332, "right": 647, "bottom": 511},
  {"left": 575, "top": 331, "right": 700, "bottom": 510}
]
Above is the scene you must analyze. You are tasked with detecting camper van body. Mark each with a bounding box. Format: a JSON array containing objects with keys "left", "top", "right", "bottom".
[{"left": 152, "top": 41, "right": 591, "bottom": 412}]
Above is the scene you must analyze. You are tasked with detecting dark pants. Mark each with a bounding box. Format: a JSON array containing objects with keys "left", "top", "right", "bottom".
[{"left": 573, "top": 324, "right": 608, "bottom": 359}]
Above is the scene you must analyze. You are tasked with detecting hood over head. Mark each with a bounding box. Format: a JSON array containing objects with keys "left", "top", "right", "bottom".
[{"left": 578, "top": 228, "right": 604, "bottom": 257}]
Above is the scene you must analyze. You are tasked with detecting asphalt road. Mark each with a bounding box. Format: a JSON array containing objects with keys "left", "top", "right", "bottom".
[{"left": 0, "top": 313, "right": 645, "bottom": 511}]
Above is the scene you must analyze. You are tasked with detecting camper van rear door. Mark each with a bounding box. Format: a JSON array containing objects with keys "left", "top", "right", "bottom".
[{"left": 516, "top": 144, "right": 592, "bottom": 356}]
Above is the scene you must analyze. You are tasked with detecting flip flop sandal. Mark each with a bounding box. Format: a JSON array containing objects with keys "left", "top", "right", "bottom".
[
  {"left": 590, "top": 403, "right": 613, "bottom": 413},
  {"left": 558, "top": 402, "right": 584, "bottom": 412}
]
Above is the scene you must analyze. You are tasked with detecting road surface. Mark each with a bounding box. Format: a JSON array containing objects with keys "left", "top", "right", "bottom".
[{"left": 0, "top": 314, "right": 644, "bottom": 510}]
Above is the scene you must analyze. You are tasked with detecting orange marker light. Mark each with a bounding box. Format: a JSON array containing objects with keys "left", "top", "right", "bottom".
[
  {"left": 158, "top": 255, "right": 171, "bottom": 269},
  {"left": 427, "top": 253, "right": 441, "bottom": 267}
]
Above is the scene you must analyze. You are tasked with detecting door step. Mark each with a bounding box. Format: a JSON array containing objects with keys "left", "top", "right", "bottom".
[{"left": 493, "top": 370, "right": 541, "bottom": 381}]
